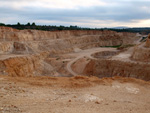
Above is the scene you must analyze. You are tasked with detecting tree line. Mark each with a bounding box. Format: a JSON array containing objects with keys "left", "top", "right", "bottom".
[
  {"left": 0, "top": 22, "right": 93, "bottom": 31},
  {"left": 0, "top": 22, "right": 150, "bottom": 34}
]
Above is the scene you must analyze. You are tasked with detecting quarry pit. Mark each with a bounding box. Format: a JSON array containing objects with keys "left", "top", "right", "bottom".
[{"left": 0, "top": 26, "right": 150, "bottom": 113}]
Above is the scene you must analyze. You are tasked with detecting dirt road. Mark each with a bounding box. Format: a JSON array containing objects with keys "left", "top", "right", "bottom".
[{"left": 66, "top": 47, "right": 117, "bottom": 76}]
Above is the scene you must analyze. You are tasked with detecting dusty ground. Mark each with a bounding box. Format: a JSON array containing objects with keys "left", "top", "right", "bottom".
[{"left": 0, "top": 75, "right": 150, "bottom": 113}]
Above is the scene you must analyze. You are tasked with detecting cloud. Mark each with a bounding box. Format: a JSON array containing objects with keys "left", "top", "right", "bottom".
[
  {"left": 0, "top": 0, "right": 106, "bottom": 10},
  {"left": 0, "top": 0, "right": 150, "bottom": 27}
]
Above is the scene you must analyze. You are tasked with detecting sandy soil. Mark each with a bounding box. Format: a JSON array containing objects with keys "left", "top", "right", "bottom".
[{"left": 0, "top": 75, "right": 150, "bottom": 113}]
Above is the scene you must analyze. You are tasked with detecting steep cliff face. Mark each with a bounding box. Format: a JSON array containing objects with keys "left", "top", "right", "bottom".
[
  {"left": 131, "top": 45, "right": 150, "bottom": 62},
  {"left": 145, "top": 35, "right": 150, "bottom": 47},
  {"left": 79, "top": 35, "right": 150, "bottom": 81},
  {"left": 0, "top": 26, "right": 137, "bottom": 55},
  {"left": 0, "top": 42, "right": 13, "bottom": 54},
  {"left": 131, "top": 35, "right": 150, "bottom": 62},
  {"left": 0, "top": 27, "right": 121, "bottom": 41},
  {"left": 0, "top": 52, "right": 50, "bottom": 77},
  {"left": 0, "top": 26, "right": 139, "bottom": 77},
  {"left": 83, "top": 59, "right": 150, "bottom": 81}
]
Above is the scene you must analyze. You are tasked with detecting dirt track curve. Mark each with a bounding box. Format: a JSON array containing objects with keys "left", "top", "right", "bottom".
[
  {"left": 66, "top": 47, "right": 118, "bottom": 76},
  {"left": 66, "top": 36, "right": 144, "bottom": 76}
]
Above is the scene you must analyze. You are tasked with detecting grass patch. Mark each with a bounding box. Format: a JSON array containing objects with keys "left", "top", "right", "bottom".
[
  {"left": 56, "top": 57, "right": 60, "bottom": 60},
  {"left": 117, "top": 44, "right": 135, "bottom": 50},
  {"left": 140, "top": 37, "right": 147, "bottom": 42},
  {"left": 100, "top": 45, "right": 121, "bottom": 48}
]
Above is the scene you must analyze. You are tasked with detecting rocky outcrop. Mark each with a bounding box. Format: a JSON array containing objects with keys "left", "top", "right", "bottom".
[
  {"left": 0, "top": 27, "right": 134, "bottom": 42},
  {"left": 145, "top": 35, "right": 150, "bottom": 48},
  {"left": 131, "top": 45, "right": 150, "bottom": 62},
  {"left": 80, "top": 35, "right": 150, "bottom": 81},
  {"left": 0, "top": 26, "right": 139, "bottom": 77},
  {"left": 0, "top": 26, "right": 138, "bottom": 55},
  {"left": 131, "top": 34, "right": 150, "bottom": 62},
  {"left": 0, "top": 52, "right": 49, "bottom": 77},
  {"left": 0, "top": 42, "right": 13, "bottom": 54},
  {"left": 83, "top": 59, "right": 150, "bottom": 81}
]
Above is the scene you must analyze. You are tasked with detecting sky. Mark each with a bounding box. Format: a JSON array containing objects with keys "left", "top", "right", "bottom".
[{"left": 0, "top": 0, "right": 150, "bottom": 28}]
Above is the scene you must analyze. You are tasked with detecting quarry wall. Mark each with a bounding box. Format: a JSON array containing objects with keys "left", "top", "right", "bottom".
[
  {"left": 0, "top": 26, "right": 137, "bottom": 55},
  {"left": 0, "top": 26, "right": 140, "bottom": 77},
  {"left": 83, "top": 59, "right": 150, "bottom": 81}
]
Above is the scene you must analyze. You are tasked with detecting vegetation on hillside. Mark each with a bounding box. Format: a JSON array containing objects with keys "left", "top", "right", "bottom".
[{"left": 0, "top": 22, "right": 150, "bottom": 34}]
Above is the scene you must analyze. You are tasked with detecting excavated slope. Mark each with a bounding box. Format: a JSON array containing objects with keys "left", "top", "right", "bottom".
[
  {"left": 0, "top": 26, "right": 137, "bottom": 54},
  {"left": 0, "top": 26, "right": 138, "bottom": 77},
  {"left": 83, "top": 59, "right": 150, "bottom": 81},
  {"left": 0, "top": 52, "right": 49, "bottom": 77},
  {"left": 131, "top": 35, "right": 150, "bottom": 62}
]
